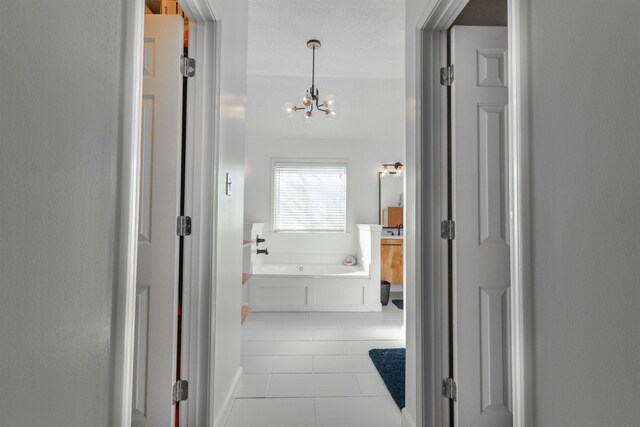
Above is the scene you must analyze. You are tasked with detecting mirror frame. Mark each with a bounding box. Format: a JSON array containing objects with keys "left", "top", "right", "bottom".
[
  {"left": 378, "top": 171, "right": 404, "bottom": 228},
  {"left": 378, "top": 172, "right": 383, "bottom": 225},
  {"left": 379, "top": 163, "right": 404, "bottom": 226}
]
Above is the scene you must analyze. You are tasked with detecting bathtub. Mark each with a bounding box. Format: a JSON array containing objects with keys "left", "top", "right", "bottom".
[
  {"left": 246, "top": 262, "right": 378, "bottom": 311},
  {"left": 243, "top": 224, "right": 383, "bottom": 312}
]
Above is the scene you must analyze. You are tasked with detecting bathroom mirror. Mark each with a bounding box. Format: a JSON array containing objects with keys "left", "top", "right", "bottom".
[{"left": 379, "top": 171, "right": 404, "bottom": 227}]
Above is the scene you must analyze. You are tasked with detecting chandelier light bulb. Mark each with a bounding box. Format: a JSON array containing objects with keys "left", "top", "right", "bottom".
[
  {"left": 283, "top": 102, "right": 295, "bottom": 118},
  {"left": 327, "top": 109, "right": 337, "bottom": 120},
  {"left": 302, "top": 92, "right": 312, "bottom": 107},
  {"left": 305, "top": 111, "right": 312, "bottom": 119},
  {"left": 324, "top": 94, "right": 336, "bottom": 107}
]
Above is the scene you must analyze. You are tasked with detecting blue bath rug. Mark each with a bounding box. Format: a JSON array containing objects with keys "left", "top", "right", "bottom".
[
  {"left": 369, "top": 348, "right": 405, "bottom": 409},
  {"left": 392, "top": 299, "right": 404, "bottom": 310}
]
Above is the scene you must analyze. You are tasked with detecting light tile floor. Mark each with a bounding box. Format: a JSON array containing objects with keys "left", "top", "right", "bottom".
[{"left": 224, "top": 300, "right": 405, "bottom": 427}]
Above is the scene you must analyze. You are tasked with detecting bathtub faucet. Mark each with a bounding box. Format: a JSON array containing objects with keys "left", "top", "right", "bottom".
[{"left": 257, "top": 248, "right": 269, "bottom": 255}]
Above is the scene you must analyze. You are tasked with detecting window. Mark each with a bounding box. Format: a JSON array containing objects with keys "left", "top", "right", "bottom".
[{"left": 273, "top": 162, "right": 348, "bottom": 233}]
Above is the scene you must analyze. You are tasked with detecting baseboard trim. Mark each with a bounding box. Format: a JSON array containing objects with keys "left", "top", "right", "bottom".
[
  {"left": 213, "top": 367, "right": 242, "bottom": 427},
  {"left": 402, "top": 408, "right": 417, "bottom": 427}
]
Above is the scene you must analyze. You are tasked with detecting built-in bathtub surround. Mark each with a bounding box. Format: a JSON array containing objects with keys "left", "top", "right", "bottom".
[
  {"left": 244, "top": 224, "right": 382, "bottom": 312},
  {"left": 255, "top": 264, "right": 369, "bottom": 278}
]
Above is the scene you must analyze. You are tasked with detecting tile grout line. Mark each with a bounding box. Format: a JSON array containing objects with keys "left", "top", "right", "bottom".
[
  {"left": 313, "top": 395, "right": 318, "bottom": 427},
  {"left": 265, "top": 373, "right": 272, "bottom": 399}
]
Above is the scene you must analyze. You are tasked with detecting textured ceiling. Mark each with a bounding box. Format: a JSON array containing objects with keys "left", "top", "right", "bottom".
[{"left": 248, "top": 0, "right": 405, "bottom": 79}]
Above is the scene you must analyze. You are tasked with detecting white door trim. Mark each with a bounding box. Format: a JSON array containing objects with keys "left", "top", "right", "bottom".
[
  {"left": 113, "top": 1, "right": 221, "bottom": 426},
  {"left": 177, "top": 2, "right": 221, "bottom": 426},
  {"left": 112, "top": 1, "right": 145, "bottom": 425},
  {"left": 505, "top": 2, "right": 532, "bottom": 426},
  {"left": 411, "top": 1, "right": 531, "bottom": 427}
]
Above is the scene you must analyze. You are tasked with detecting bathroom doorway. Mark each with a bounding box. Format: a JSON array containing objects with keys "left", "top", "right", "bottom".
[{"left": 237, "top": 0, "right": 407, "bottom": 424}]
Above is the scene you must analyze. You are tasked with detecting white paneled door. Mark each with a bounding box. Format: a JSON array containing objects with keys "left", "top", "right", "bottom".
[
  {"left": 450, "top": 26, "right": 512, "bottom": 427},
  {"left": 133, "top": 15, "right": 184, "bottom": 427}
]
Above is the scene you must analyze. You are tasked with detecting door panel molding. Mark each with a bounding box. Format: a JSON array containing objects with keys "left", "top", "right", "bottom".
[
  {"left": 139, "top": 96, "right": 155, "bottom": 243},
  {"left": 479, "top": 286, "right": 511, "bottom": 415},
  {"left": 477, "top": 103, "right": 508, "bottom": 246},
  {"left": 477, "top": 49, "right": 508, "bottom": 87},
  {"left": 133, "top": 285, "right": 150, "bottom": 418}
]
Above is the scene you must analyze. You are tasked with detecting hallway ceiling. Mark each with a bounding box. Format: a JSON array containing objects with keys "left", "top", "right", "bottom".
[{"left": 248, "top": 0, "right": 405, "bottom": 80}]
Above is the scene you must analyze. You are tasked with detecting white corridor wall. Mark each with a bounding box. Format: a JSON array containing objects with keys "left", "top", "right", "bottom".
[
  {"left": 210, "top": 0, "right": 249, "bottom": 425},
  {"left": 0, "top": 1, "right": 123, "bottom": 425},
  {"left": 528, "top": 1, "right": 640, "bottom": 425}
]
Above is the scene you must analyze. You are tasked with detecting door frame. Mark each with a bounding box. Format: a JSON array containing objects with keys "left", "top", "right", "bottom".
[
  {"left": 410, "top": 1, "right": 532, "bottom": 427},
  {"left": 113, "top": 1, "right": 222, "bottom": 426}
]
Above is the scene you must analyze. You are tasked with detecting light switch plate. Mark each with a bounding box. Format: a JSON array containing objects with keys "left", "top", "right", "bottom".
[{"left": 225, "top": 172, "right": 232, "bottom": 196}]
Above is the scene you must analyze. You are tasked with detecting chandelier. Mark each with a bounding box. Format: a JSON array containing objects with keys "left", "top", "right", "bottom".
[{"left": 283, "top": 40, "right": 336, "bottom": 120}]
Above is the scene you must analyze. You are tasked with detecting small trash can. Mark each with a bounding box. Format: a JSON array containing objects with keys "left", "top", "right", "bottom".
[{"left": 380, "top": 280, "right": 391, "bottom": 306}]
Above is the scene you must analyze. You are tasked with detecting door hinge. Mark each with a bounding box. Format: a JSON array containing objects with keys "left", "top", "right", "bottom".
[
  {"left": 440, "top": 65, "right": 454, "bottom": 86},
  {"left": 442, "top": 378, "right": 457, "bottom": 401},
  {"left": 441, "top": 220, "right": 455, "bottom": 240},
  {"left": 172, "top": 379, "right": 189, "bottom": 404},
  {"left": 177, "top": 216, "right": 192, "bottom": 236},
  {"left": 180, "top": 55, "right": 195, "bottom": 77}
]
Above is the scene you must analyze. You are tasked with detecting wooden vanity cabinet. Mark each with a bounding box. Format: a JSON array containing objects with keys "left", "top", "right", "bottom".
[{"left": 381, "top": 238, "right": 403, "bottom": 285}]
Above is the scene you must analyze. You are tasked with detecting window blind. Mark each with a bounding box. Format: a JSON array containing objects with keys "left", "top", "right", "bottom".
[{"left": 273, "top": 162, "right": 347, "bottom": 232}]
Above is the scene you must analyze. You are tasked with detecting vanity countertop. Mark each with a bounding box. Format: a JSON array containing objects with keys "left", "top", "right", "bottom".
[{"left": 382, "top": 235, "right": 404, "bottom": 240}]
